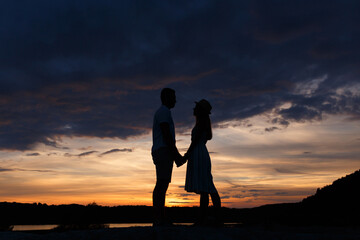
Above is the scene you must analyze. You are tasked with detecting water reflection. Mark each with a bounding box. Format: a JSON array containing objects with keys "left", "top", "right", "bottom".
[
  {"left": 12, "top": 222, "right": 234, "bottom": 231},
  {"left": 13, "top": 225, "right": 58, "bottom": 231},
  {"left": 12, "top": 223, "right": 186, "bottom": 231}
]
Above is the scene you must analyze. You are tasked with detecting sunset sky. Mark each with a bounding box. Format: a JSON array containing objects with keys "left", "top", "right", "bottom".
[{"left": 0, "top": 0, "right": 359, "bottom": 208}]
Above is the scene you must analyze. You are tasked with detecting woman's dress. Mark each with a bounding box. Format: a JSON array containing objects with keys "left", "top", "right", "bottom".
[{"left": 185, "top": 126, "right": 216, "bottom": 194}]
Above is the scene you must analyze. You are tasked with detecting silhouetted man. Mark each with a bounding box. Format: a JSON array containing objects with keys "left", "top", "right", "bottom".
[{"left": 152, "top": 88, "right": 182, "bottom": 226}]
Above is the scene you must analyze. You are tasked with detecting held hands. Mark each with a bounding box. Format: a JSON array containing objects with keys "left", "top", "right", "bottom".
[{"left": 175, "top": 153, "right": 188, "bottom": 168}]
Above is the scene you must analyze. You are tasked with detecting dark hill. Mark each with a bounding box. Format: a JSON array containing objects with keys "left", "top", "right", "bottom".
[
  {"left": 297, "top": 169, "right": 360, "bottom": 225},
  {"left": 302, "top": 169, "right": 360, "bottom": 208},
  {"left": 234, "top": 169, "right": 360, "bottom": 226}
]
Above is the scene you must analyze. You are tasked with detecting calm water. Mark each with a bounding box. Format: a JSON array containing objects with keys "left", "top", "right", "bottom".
[
  {"left": 12, "top": 223, "right": 195, "bottom": 231},
  {"left": 13, "top": 225, "right": 58, "bottom": 231}
]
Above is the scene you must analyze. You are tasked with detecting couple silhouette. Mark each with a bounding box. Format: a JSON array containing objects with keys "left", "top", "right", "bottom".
[{"left": 151, "top": 88, "right": 221, "bottom": 226}]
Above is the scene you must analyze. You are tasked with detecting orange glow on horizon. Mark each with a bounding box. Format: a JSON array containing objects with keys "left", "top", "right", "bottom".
[{"left": 1, "top": 115, "right": 359, "bottom": 208}]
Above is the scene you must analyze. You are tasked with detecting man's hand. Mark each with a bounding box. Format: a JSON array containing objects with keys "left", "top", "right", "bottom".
[{"left": 175, "top": 155, "right": 187, "bottom": 168}]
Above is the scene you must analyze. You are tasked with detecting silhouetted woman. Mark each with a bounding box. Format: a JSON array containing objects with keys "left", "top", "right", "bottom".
[{"left": 183, "top": 99, "right": 221, "bottom": 225}]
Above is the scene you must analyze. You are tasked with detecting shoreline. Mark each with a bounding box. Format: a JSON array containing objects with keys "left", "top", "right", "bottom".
[{"left": 2, "top": 224, "right": 360, "bottom": 240}]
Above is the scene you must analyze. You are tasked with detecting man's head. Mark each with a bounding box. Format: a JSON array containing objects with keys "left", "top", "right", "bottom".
[{"left": 161, "top": 88, "right": 176, "bottom": 109}]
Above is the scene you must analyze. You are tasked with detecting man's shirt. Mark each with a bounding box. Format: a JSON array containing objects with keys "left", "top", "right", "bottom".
[{"left": 152, "top": 105, "right": 175, "bottom": 154}]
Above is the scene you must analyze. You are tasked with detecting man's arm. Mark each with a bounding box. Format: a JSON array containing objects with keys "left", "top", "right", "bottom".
[{"left": 160, "top": 122, "right": 181, "bottom": 160}]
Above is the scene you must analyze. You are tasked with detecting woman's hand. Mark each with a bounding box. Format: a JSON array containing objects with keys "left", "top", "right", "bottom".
[{"left": 176, "top": 155, "right": 187, "bottom": 167}]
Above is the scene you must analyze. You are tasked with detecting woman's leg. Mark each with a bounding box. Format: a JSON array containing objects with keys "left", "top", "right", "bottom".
[
  {"left": 210, "top": 189, "right": 221, "bottom": 208},
  {"left": 210, "top": 188, "right": 223, "bottom": 225},
  {"left": 200, "top": 192, "right": 209, "bottom": 208},
  {"left": 199, "top": 193, "right": 209, "bottom": 223}
]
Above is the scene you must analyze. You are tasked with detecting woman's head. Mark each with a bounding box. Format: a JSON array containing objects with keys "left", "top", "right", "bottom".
[{"left": 193, "top": 99, "right": 212, "bottom": 117}]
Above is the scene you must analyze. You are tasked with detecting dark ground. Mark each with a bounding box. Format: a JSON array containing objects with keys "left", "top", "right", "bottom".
[{"left": 2, "top": 225, "right": 360, "bottom": 240}]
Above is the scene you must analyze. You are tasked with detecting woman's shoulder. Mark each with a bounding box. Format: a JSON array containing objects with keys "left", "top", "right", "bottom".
[
  {"left": 191, "top": 124, "right": 201, "bottom": 133},
  {"left": 191, "top": 125, "right": 208, "bottom": 140}
]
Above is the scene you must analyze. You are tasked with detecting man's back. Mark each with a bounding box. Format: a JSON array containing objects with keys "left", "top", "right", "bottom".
[{"left": 152, "top": 105, "right": 175, "bottom": 154}]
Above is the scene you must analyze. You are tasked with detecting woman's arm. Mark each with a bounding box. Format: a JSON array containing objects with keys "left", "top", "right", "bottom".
[{"left": 184, "top": 125, "right": 202, "bottom": 159}]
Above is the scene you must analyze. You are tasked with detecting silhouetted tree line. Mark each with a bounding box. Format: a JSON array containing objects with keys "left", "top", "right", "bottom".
[
  {"left": 302, "top": 169, "right": 360, "bottom": 207},
  {"left": 0, "top": 201, "right": 241, "bottom": 225},
  {"left": 244, "top": 169, "right": 360, "bottom": 226},
  {"left": 300, "top": 169, "right": 360, "bottom": 225}
]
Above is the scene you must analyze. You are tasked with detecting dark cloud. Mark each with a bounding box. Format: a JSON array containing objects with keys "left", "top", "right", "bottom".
[
  {"left": 78, "top": 151, "right": 98, "bottom": 157},
  {"left": 271, "top": 118, "right": 289, "bottom": 127},
  {"left": 279, "top": 105, "right": 322, "bottom": 122},
  {"left": 100, "top": 148, "right": 133, "bottom": 156},
  {"left": 230, "top": 187, "right": 312, "bottom": 200},
  {"left": 275, "top": 168, "right": 304, "bottom": 174},
  {"left": 26, "top": 153, "right": 40, "bottom": 156},
  {"left": 264, "top": 127, "right": 280, "bottom": 132},
  {"left": 0, "top": 167, "right": 13, "bottom": 172},
  {"left": 248, "top": 189, "right": 261, "bottom": 192},
  {"left": 177, "top": 193, "right": 193, "bottom": 197},
  {"left": 1, "top": 0, "right": 359, "bottom": 150},
  {"left": 0, "top": 167, "right": 54, "bottom": 173},
  {"left": 232, "top": 194, "right": 245, "bottom": 199},
  {"left": 225, "top": 180, "right": 247, "bottom": 189},
  {"left": 47, "top": 152, "right": 58, "bottom": 156},
  {"left": 275, "top": 192, "right": 288, "bottom": 196},
  {"left": 65, "top": 151, "right": 98, "bottom": 157}
]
